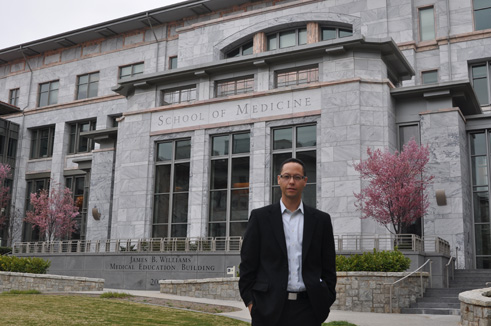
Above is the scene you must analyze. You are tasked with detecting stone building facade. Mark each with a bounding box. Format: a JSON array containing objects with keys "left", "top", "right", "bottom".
[{"left": 0, "top": 0, "right": 490, "bottom": 269}]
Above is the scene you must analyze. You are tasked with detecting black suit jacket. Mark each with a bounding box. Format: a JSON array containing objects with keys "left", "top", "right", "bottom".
[{"left": 239, "top": 203, "right": 337, "bottom": 325}]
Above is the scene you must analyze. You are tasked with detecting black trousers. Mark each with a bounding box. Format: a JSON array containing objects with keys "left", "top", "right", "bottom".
[{"left": 251, "top": 297, "right": 320, "bottom": 326}]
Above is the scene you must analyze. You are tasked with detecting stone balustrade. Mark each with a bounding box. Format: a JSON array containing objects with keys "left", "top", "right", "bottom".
[
  {"left": 0, "top": 271, "right": 104, "bottom": 292},
  {"left": 459, "top": 287, "right": 491, "bottom": 326}
]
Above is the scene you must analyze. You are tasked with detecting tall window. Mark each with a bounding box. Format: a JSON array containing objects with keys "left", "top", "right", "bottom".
[
  {"left": 471, "top": 64, "right": 489, "bottom": 105},
  {"left": 216, "top": 76, "right": 254, "bottom": 97},
  {"left": 9, "top": 88, "right": 19, "bottom": 107},
  {"left": 66, "top": 174, "right": 89, "bottom": 240},
  {"left": 422, "top": 70, "right": 438, "bottom": 85},
  {"left": 470, "top": 132, "right": 491, "bottom": 268},
  {"left": 30, "top": 126, "right": 55, "bottom": 159},
  {"left": 276, "top": 66, "right": 319, "bottom": 88},
  {"left": 154, "top": 139, "right": 191, "bottom": 238},
  {"left": 119, "top": 62, "right": 144, "bottom": 79},
  {"left": 76, "top": 72, "right": 99, "bottom": 100},
  {"left": 38, "top": 80, "right": 59, "bottom": 107},
  {"left": 169, "top": 56, "right": 178, "bottom": 69},
  {"left": 23, "top": 178, "right": 50, "bottom": 242},
  {"left": 226, "top": 40, "right": 253, "bottom": 58},
  {"left": 268, "top": 28, "right": 307, "bottom": 51},
  {"left": 474, "top": 0, "right": 491, "bottom": 31},
  {"left": 68, "top": 120, "right": 96, "bottom": 154},
  {"left": 271, "top": 125, "right": 316, "bottom": 207},
  {"left": 209, "top": 133, "right": 250, "bottom": 238},
  {"left": 419, "top": 6, "right": 435, "bottom": 41},
  {"left": 161, "top": 85, "right": 197, "bottom": 106},
  {"left": 321, "top": 27, "right": 353, "bottom": 40}
]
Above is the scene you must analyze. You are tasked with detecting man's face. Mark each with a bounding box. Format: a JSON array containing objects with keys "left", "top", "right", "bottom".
[{"left": 277, "top": 162, "right": 308, "bottom": 201}]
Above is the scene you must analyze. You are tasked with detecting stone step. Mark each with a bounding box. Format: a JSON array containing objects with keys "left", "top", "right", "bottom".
[
  {"left": 411, "top": 302, "right": 460, "bottom": 309},
  {"left": 401, "top": 307, "right": 461, "bottom": 315},
  {"left": 424, "top": 288, "right": 471, "bottom": 296},
  {"left": 417, "top": 297, "right": 460, "bottom": 303}
]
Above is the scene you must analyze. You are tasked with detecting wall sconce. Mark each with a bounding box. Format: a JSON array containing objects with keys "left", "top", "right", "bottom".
[
  {"left": 92, "top": 206, "right": 101, "bottom": 220},
  {"left": 435, "top": 190, "right": 447, "bottom": 206}
]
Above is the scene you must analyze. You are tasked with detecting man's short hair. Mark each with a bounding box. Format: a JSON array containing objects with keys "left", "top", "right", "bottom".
[{"left": 279, "top": 157, "right": 306, "bottom": 176}]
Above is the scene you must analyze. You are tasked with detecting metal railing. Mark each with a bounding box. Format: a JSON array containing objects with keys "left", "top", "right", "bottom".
[
  {"left": 386, "top": 259, "right": 432, "bottom": 313},
  {"left": 12, "top": 236, "right": 243, "bottom": 254},
  {"left": 335, "top": 234, "right": 450, "bottom": 254},
  {"left": 445, "top": 256, "right": 456, "bottom": 288}
]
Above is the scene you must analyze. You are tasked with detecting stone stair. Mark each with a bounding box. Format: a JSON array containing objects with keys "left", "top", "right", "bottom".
[{"left": 401, "top": 269, "right": 491, "bottom": 315}]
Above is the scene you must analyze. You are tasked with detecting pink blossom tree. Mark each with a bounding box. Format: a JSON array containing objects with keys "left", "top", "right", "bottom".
[
  {"left": 24, "top": 184, "right": 79, "bottom": 242},
  {"left": 0, "top": 164, "right": 12, "bottom": 231},
  {"left": 353, "top": 139, "right": 434, "bottom": 234}
]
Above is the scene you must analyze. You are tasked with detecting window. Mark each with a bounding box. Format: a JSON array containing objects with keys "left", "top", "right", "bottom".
[
  {"left": 419, "top": 6, "right": 435, "bottom": 41},
  {"left": 68, "top": 120, "right": 96, "bottom": 154},
  {"left": 321, "top": 27, "right": 353, "bottom": 40},
  {"left": 276, "top": 66, "right": 319, "bottom": 88},
  {"left": 66, "top": 174, "right": 89, "bottom": 240},
  {"left": 471, "top": 64, "right": 490, "bottom": 106},
  {"left": 23, "top": 178, "right": 50, "bottom": 242},
  {"left": 209, "top": 133, "right": 250, "bottom": 237},
  {"left": 161, "top": 85, "right": 197, "bottom": 106},
  {"left": 9, "top": 88, "right": 19, "bottom": 107},
  {"left": 169, "top": 56, "right": 178, "bottom": 69},
  {"left": 119, "top": 62, "right": 144, "bottom": 79},
  {"left": 216, "top": 76, "right": 254, "bottom": 97},
  {"left": 76, "top": 72, "right": 99, "bottom": 100},
  {"left": 38, "top": 80, "right": 59, "bottom": 107},
  {"left": 226, "top": 40, "right": 253, "bottom": 58},
  {"left": 30, "top": 126, "right": 55, "bottom": 159},
  {"left": 422, "top": 70, "right": 438, "bottom": 84},
  {"left": 474, "top": 0, "right": 491, "bottom": 31},
  {"left": 272, "top": 125, "right": 316, "bottom": 207},
  {"left": 153, "top": 139, "right": 191, "bottom": 238},
  {"left": 268, "top": 28, "right": 307, "bottom": 51}
]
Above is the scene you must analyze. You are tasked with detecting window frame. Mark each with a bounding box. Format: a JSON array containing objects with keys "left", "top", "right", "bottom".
[
  {"left": 320, "top": 26, "right": 353, "bottom": 41},
  {"left": 65, "top": 174, "right": 89, "bottom": 240},
  {"left": 67, "top": 120, "right": 96, "bottom": 155},
  {"left": 275, "top": 65, "right": 319, "bottom": 88},
  {"left": 470, "top": 62, "right": 491, "bottom": 106},
  {"left": 421, "top": 70, "right": 438, "bottom": 85},
  {"left": 267, "top": 27, "right": 307, "bottom": 51},
  {"left": 161, "top": 85, "right": 197, "bottom": 106},
  {"left": 76, "top": 71, "right": 99, "bottom": 100},
  {"left": 8, "top": 88, "right": 19, "bottom": 107},
  {"left": 474, "top": 0, "right": 491, "bottom": 31},
  {"left": 418, "top": 6, "right": 436, "bottom": 42},
  {"left": 23, "top": 178, "right": 51, "bottom": 242},
  {"left": 225, "top": 39, "right": 254, "bottom": 58},
  {"left": 169, "top": 56, "right": 178, "bottom": 70},
  {"left": 119, "top": 62, "right": 144, "bottom": 80},
  {"left": 215, "top": 75, "right": 254, "bottom": 97},
  {"left": 29, "top": 126, "right": 55, "bottom": 159},
  {"left": 38, "top": 80, "right": 59, "bottom": 107}
]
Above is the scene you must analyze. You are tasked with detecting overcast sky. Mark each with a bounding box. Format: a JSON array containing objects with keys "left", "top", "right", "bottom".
[{"left": 0, "top": 0, "right": 184, "bottom": 49}]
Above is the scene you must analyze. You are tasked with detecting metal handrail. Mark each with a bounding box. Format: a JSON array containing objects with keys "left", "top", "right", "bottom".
[
  {"left": 445, "top": 256, "right": 456, "bottom": 288},
  {"left": 385, "top": 259, "right": 432, "bottom": 313}
]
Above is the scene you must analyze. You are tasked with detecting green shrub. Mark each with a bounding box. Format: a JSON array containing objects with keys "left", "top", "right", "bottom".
[
  {"left": 100, "top": 292, "right": 133, "bottom": 299},
  {"left": 0, "top": 256, "right": 51, "bottom": 274},
  {"left": 0, "top": 247, "right": 12, "bottom": 255},
  {"left": 336, "top": 249, "right": 410, "bottom": 272},
  {"left": 2, "top": 290, "right": 41, "bottom": 295}
]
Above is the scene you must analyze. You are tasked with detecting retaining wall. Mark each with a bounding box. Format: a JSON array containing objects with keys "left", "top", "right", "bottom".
[
  {"left": 459, "top": 287, "right": 491, "bottom": 326},
  {"left": 0, "top": 271, "right": 104, "bottom": 292}
]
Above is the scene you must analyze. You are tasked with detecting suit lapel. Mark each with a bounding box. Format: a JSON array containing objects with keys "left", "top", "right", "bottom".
[
  {"left": 270, "top": 203, "right": 288, "bottom": 258},
  {"left": 302, "top": 205, "right": 317, "bottom": 263}
]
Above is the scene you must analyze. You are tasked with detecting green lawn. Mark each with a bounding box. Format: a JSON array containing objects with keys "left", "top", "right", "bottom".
[
  {"left": 0, "top": 294, "right": 248, "bottom": 326},
  {"left": 323, "top": 322, "right": 357, "bottom": 326}
]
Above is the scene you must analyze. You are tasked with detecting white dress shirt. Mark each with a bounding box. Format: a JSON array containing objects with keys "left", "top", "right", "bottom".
[{"left": 280, "top": 199, "right": 306, "bottom": 292}]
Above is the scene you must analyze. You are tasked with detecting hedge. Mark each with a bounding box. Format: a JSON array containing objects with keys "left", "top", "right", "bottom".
[
  {"left": 0, "top": 256, "right": 51, "bottom": 274},
  {"left": 0, "top": 247, "right": 12, "bottom": 255},
  {"left": 336, "top": 249, "right": 411, "bottom": 272}
]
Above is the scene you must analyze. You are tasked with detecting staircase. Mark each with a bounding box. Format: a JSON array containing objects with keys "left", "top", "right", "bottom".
[{"left": 401, "top": 269, "right": 491, "bottom": 315}]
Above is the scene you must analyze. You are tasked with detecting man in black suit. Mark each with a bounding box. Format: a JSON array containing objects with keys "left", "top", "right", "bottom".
[{"left": 239, "top": 158, "right": 336, "bottom": 326}]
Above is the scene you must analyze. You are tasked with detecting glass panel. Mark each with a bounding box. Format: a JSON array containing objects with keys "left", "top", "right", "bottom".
[
  {"left": 242, "top": 41, "right": 253, "bottom": 55},
  {"left": 39, "top": 129, "right": 49, "bottom": 157},
  {"left": 273, "top": 128, "right": 292, "bottom": 150},
  {"left": 170, "top": 57, "right": 177, "bottom": 69},
  {"left": 152, "top": 225, "right": 168, "bottom": 238},
  {"left": 157, "top": 142, "right": 172, "bottom": 161},
  {"left": 272, "top": 186, "right": 282, "bottom": 203},
  {"left": 475, "top": 8, "right": 491, "bottom": 30},
  {"left": 298, "top": 28, "right": 307, "bottom": 45},
  {"left": 231, "top": 157, "right": 249, "bottom": 186},
  {"left": 339, "top": 29, "right": 353, "bottom": 38},
  {"left": 279, "top": 30, "right": 296, "bottom": 48},
  {"left": 303, "top": 184, "right": 316, "bottom": 207},
  {"left": 175, "top": 140, "right": 191, "bottom": 160},
  {"left": 209, "top": 191, "right": 227, "bottom": 221},
  {"left": 473, "top": 65, "right": 488, "bottom": 79},
  {"left": 231, "top": 190, "right": 249, "bottom": 221},
  {"left": 268, "top": 34, "right": 277, "bottom": 50},
  {"left": 227, "top": 48, "right": 240, "bottom": 58},
  {"left": 40, "top": 83, "right": 50, "bottom": 93},
  {"left": 79, "top": 75, "right": 89, "bottom": 85},
  {"left": 475, "top": 0, "right": 491, "bottom": 10},
  {"left": 474, "top": 192, "right": 490, "bottom": 223},
  {"left": 233, "top": 133, "right": 250, "bottom": 154},
  {"left": 209, "top": 223, "right": 226, "bottom": 237},
  {"left": 153, "top": 194, "right": 169, "bottom": 224},
  {"left": 90, "top": 72, "right": 99, "bottom": 82},
  {"left": 133, "top": 63, "right": 144, "bottom": 75},
  {"left": 230, "top": 222, "right": 248, "bottom": 237},
  {"left": 475, "top": 224, "right": 491, "bottom": 255},
  {"left": 50, "top": 81, "right": 59, "bottom": 90},
  {"left": 476, "top": 257, "right": 491, "bottom": 269},
  {"left": 155, "top": 165, "right": 171, "bottom": 193},
  {"left": 174, "top": 163, "right": 190, "bottom": 192},
  {"left": 422, "top": 71, "right": 438, "bottom": 84},
  {"left": 272, "top": 152, "right": 292, "bottom": 182},
  {"left": 472, "top": 156, "right": 488, "bottom": 186},
  {"left": 471, "top": 133, "right": 486, "bottom": 156},
  {"left": 399, "top": 124, "right": 420, "bottom": 149},
  {"left": 88, "top": 81, "right": 98, "bottom": 98},
  {"left": 39, "top": 92, "right": 48, "bottom": 107},
  {"left": 77, "top": 84, "right": 87, "bottom": 100},
  {"left": 297, "top": 151, "right": 316, "bottom": 181},
  {"left": 48, "top": 89, "right": 58, "bottom": 105},
  {"left": 419, "top": 7, "right": 435, "bottom": 41},
  {"left": 172, "top": 193, "right": 188, "bottom": 223},
  {"left": 171, "top": 224, "right": 187, "bottom": 237},
  {"left": 212, "top": 135, "right": 229, "bottom": 156},
  {"left": 297, "top": 125, "right": 316, "bottom": 147},
  {"left": 120, "top": 66, "right": 132, "bottom": 78},
  {"left": 211, "top": 159, "right": 228, "bottom": 189}
]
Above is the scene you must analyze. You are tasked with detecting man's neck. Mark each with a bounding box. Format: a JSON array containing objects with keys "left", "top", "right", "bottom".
[{"left": 281, "top": 197, "right": 302, "bottom": 212}]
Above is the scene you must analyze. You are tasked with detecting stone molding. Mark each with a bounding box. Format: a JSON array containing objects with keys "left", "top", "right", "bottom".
[{"left": 0, "top": 271, "right": 104, "bottom": 292}]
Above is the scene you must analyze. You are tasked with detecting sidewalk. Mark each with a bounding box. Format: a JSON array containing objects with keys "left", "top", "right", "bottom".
[{"left": 100, "top": 289, "right": 461, "bottom": 326}]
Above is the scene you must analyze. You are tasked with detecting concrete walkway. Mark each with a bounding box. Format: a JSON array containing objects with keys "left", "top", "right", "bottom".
[{"left": 98, "top": 289, "right": 460, "bottom": 326}]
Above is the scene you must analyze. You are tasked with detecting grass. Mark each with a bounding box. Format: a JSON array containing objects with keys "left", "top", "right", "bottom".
[
  {"left": 0, "top": 294, "right": 249, "bottom": 326},
  {"left": 2, "top": 290, "right": 42, "bottom": 295},
  {"left": 323, "top": 322, "right": 358, "bottom": 326},
  {"left": 100, "top": 291, "right": 133, "bottom": 299}
]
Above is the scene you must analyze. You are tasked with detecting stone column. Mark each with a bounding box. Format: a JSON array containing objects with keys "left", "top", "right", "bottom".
[
  {"left": 188, "top": 129, "right": 207, "bottom": 238},
  {"left": 250, "top": 122, "right": 268, "bottom": 209}
]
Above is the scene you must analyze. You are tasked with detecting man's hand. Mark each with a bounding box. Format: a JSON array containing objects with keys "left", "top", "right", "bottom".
[{"left": 248, "top": 303, "right": 253, "bottom": 314}]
